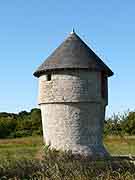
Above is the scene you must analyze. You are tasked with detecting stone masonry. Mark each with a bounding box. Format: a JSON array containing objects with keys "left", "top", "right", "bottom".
[
  {"left": 39, "top": 70, "right": 109, "bottom": 157},
  {"left": 34, "top": 31, "right": 113, "bottom": 158}
]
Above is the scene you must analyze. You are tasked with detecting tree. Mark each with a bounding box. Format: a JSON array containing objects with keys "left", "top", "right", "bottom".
[
  {"left": 31, "top": 108, "right": 42, "bottom": 135},
  {"left": 122, "top": 111, "right": 135, "bottom": 135}
]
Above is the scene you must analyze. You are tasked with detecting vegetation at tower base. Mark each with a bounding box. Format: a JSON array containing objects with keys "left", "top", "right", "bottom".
[
  {"left": 0, "top": 148, "right": 135, "bottom": 179},
  {"left": 0, "top": 136, "right": 134, "bottom": 179},
  {"left": 0, "top": 108, "right": 135, "bottom": 139}
]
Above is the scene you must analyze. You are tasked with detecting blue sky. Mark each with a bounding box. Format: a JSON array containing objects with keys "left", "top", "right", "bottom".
[{"left": 0, "top": 1, "right": 135, "bottom": 116}]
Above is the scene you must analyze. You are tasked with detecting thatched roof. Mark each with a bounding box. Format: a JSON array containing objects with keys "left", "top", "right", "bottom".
[{"left": 34, "top": 31, "right": 113, "bottom": 77}]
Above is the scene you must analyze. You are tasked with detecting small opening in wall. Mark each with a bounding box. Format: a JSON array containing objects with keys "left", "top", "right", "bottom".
[
  {"left": 101, "top": 72, "right": 107, "bottom": 99},
  {"left": 47, "top": 74, "right": 51, "bottom": 81}
]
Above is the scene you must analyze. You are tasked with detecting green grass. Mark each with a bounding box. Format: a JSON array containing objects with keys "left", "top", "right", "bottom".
[
  {"left": 0, "top": 136, "right": 43, "bottom": 161},
  {"left": 0, "top": 135, "right": 134, "bottom": 160},
  {"left": 0, "top": 136, "right": 134, "bottom": 179},
  {"left": 104, "top": 136, "right": 135, "bottom": 155}
]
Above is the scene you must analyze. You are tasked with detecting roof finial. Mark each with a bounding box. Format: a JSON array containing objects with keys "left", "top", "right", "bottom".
[{"left": 70, "top": 28, "right": 75, "bottom": 34}]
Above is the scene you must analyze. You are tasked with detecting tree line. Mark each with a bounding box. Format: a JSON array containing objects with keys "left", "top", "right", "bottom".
[
  {"left": 0, "top": 108, "right": 42, "bottom": 138},
  {"left": 0, "top": 108, "right": 135, "bottom": 138},
  {"left": 104, "top": 110, "right": 135, "bottom": 136}
]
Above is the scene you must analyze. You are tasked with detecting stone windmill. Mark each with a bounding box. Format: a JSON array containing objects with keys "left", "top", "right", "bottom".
[{"left": 34, "top": 31, "right": 113, "bottom": 158}]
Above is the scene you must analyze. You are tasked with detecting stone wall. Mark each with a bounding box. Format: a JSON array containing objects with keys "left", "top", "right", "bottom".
[
  {"left": 40, "top": 102, "right": 108, "bottom": 156},
  {"left": 38, "top": 70, "right": 109, "bottom": 157},
  {"left": 38, "top": 70, "right": 107, "bottom": 105}
]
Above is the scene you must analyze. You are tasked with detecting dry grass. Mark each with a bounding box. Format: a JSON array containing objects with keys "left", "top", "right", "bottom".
[
  {"left": 0, "top": 136, "right": 135, "bottom": 161},
  {"left": 0, "top": 136, "right": 134, "bottom": 179},
  {"left": 0, "top": 149, "right": 135, "bottom": 179},
  {"left": 0, "top": 136, "right": 43, "bottom": 145},
  {"left": 104, "top": 136, "right": 135, "bottom": 155},
  {"left": 0, "top": 136, "right": 43, "bottom": 161}
]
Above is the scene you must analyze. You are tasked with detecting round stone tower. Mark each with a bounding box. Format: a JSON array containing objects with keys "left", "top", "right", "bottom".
[{"left": 34, "top": 31, "right": 113, "bottom": 158}]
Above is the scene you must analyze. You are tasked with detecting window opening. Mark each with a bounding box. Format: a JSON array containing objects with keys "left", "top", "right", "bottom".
[
  {"left": 47, "top": 74, "right": 51, "bottom": 81},
  {"left": 101, "top": 72, "right": 107, "bottom": 99}
]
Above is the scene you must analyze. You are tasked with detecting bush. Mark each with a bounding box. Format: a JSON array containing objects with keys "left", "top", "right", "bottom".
[
  {"left": 0, "top": 108, "right": 42, "bottom": 138},
  {"left": 14, "top": 130, "right": 32, "bottom": 137},
  {"left": 104, "top": 111, "right": 135, "bottom": 136},
  {"left": 0, "top": 117, "right": 17, "bottom": 138}
]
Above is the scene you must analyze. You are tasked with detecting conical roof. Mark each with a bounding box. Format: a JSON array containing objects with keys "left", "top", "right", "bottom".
[{"left": 34, "top": 31, "right": 113, "bottom": 77}]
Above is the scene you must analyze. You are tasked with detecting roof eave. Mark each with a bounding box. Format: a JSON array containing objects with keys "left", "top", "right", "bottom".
[{"left": 33, "top": 67, "right": 114, "bottom": 78}]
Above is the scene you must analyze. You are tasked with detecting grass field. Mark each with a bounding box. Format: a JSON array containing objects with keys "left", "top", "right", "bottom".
[
  {"left": 0, "top": 136, "right": 135, "bottom": 179},
  {"left": 0, "top": 136, "right": 134, "bottom": 161},
  {"left": 104, "top": 136, "right": 135, "bottom": 156},
  {"left": 0, "top": 136, "right": 43, "bottom": 161}
]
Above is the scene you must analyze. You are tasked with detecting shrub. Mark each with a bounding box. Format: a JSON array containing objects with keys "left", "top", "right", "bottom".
[
  {"left": 0, "top": 150, "right": 135, "bottom": 179},
  {"left": 0, "top": 108, "right": 42, "bottom": 138}
]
